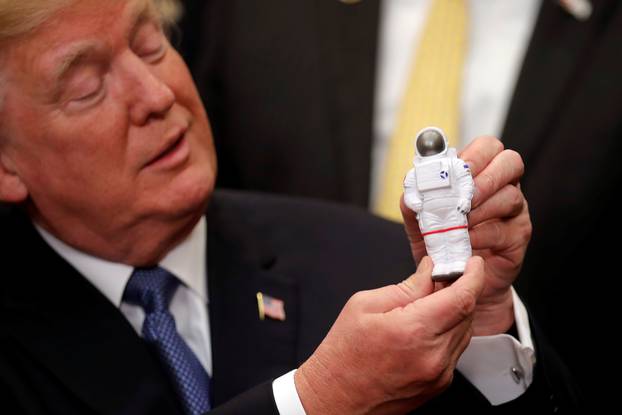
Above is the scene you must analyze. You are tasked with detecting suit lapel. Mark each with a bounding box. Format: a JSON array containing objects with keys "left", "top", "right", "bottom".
[
  {"left": 206, "top": 193, "right": 299, "bottom": 406},
  {"left": 3, "top": 211, "right": 182, "bottom": 414},
  {"left": 502, "top": 0, "right": 607, "bottom": 166},
  {"left": 3, "top": 198, "right": 299, "bottom": 412},
  {"left": 313, "top": 0, "right": 381, "bottom": 206}
]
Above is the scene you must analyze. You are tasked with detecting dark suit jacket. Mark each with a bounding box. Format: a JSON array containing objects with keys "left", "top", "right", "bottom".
[
  {"left": 183, "top": 0, "right": 622, "bottom": 406},
  {"left": 1, "top": 191, "right": 579, "bottom": 413}
]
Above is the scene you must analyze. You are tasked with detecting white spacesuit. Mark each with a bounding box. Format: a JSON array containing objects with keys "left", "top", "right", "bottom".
[{"left": 403, "top": 127, "right": 474, "bottom": 281}]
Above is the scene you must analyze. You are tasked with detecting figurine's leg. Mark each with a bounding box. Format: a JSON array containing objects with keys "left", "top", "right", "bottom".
[
  {"left": 447, "top": 228, "right": 472, "bottom": 278},
  {"left": 419, "top": 210, "right": 452, "bottom": 279},
  {"left": 423, "top": 232, "right": 449, "bottom": 278}
]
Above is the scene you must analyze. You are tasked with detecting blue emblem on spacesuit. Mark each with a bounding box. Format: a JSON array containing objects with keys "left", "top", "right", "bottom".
[{"left": 440, "top": 170, "right": 448, "bottom": 179}]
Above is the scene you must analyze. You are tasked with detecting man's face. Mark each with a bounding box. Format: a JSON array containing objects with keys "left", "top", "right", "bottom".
[{"left": 0, "top": 0, "right": 216, "bottom": 264}]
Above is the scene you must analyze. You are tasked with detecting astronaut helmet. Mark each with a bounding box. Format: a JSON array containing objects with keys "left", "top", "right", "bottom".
[{"left": 415, "top": 127, "right": 448, "bottom": 158}]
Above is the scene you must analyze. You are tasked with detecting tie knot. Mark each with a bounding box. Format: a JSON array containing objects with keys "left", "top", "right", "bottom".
[{"left": 123, "top": 266, "right": 179, "bottom": 313}]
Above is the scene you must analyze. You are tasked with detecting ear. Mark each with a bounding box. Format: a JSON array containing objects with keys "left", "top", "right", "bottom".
[{"left": 0, "top": 153, "right": 28, "bottom": 203}]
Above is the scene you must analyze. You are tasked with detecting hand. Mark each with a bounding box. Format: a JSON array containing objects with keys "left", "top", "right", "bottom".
[
  {"left": 295, "top": 256, "right": 485, "bottom": 415},
  {"left": 401, "top": 136, "right": 532, "bottom": 336},
  {"left": 457, "top": 198, "right": 471, "bottom": 215}
]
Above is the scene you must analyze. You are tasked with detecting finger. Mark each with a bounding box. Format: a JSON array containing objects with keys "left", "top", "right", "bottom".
[
  {"left": 359, "top": 257, "right": 435, "bottom": 313},
  {"left": 468, "top": 184, "right": 525, "bottom": 227},
  {"left": 410, "top": 256, "right": 485, "bottom": 334},
  {"left": 469, "top": 212, "right": 531, "bottom": 253},
  {"left": 459, "top": 136, "right": 504, "bottom": 177},
  {"left": 399, "top": 256, "right": 435, "bottom": 302},
  {"left": 471, "top": 150, "right": 525, "bottom": 209}
]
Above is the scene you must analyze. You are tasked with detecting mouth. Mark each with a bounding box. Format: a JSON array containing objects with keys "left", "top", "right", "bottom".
[{"left": 144, "top": 126, "right": 190, "bottom": 170}]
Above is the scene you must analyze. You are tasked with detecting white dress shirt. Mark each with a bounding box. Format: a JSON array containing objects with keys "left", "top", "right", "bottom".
[
  {"left": 36, "top": 218, "right": 213, "bottom": 374},
  {"left": 36, "top": 210, "right": 534, "bottom": 413}
]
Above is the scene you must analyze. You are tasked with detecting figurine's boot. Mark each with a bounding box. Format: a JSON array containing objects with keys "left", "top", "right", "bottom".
[
  {"left": 431, "top": 262, "right": 450, "bottom": 280},
  {"left": 445, "top": 227, "right": 472, "bottom": 279},
  {"left": 447, "top": 261, "right": 467, "bottom": 279},
  {"left": 423, "top": 232, "right": 452, "bottom": 281},
  {"left": 432, "top": 263, "right": 458, "bottom": 281}
]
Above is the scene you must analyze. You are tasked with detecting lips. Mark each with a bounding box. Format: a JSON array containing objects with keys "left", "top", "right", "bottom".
[{"left": 144, "top": 125, "right": 190, "bottom": 169}]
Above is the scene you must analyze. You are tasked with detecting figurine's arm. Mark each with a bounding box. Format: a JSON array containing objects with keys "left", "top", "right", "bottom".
[
  {"left": 403, "top": 168, "right": 423, "bottom": 213},
  {"left": 453, "top": 158, "right": 475, "bottom": 214}
]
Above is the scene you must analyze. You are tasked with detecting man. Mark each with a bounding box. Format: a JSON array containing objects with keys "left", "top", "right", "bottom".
[
  {"left": 185, "top": 0, "right": 621, "bottom": 405},
  {"left": 0, "top": 0, "right": 578, "bottom": 413}
]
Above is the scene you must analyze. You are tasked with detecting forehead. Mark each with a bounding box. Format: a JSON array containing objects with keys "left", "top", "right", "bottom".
[{"left": 2, "top": 0, "right": 152, "bottom": 83}]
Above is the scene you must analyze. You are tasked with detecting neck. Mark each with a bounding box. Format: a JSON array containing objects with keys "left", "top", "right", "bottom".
[{"left": 29, "top": 205, "right": 205, "bottom": 267}]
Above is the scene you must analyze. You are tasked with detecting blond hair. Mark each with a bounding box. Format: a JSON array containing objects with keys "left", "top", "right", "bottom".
[
  {"left": 0, "top": 0, "right": 181, "bottom": 41},
  {"left": 0, "top": 0, "right": 182, "bottom": 112}
]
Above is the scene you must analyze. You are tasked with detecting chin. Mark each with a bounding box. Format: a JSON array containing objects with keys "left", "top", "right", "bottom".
[{"left": 161, "top": 163, "right": 215, "bottom": 220}]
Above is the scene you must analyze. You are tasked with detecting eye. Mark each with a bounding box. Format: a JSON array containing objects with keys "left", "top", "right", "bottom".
[
  {"left": 65, "top": 74, "right": 105, "bottom": 111},
  {"left": 72, "top": 78, "right": 103, "bottom": 102},
  {"left": 132, "top": 21, "right": 167, "bottom": 62}
]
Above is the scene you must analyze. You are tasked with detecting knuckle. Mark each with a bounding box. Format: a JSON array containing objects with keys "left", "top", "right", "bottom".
[
  {"left": 480, "top": 171, "right": 496, "bottom": 194},
  {"left": 453, "top": 286, "right": 477, "bottom": 319},
  {"left": 508, "top": 186, "right": 524, "bottom": 211},
  {"left": 420, "top": 355, "right": 447, "bottom": 383},
  {"left": 418, "top": 367, "right": 437, "bottom": 384},
  {"left": 493, "top": 221, "right": 507, "bottom": 246},
  {"left": 396, "top": 280, "right": 415, "bottom": 299},
  {"left": 408, "top": 316, "right": 425, "bottom": 332},
  {"left": 437, "top": 369, "right": 455, "bottom": 391},
  {"left": 472, "top": 255, "right": 485, "bottom": 269},
  {"left": 408, "top": 322, "right": 427, "bottom": 341},
  {"left": 346, "top": 291, "right": 369, "bottom": 311},
  {"left": 521, "top": 220, "right": 533, "bottom": 244},
  {"left": 504, "top": 149, "right": 525, "bottom": 177},
  {"left": 492, "top": 137, "right": 505, "bottom": 153},
  {"left": 480, "top": 135, "right": 504, "bottom": 152}
]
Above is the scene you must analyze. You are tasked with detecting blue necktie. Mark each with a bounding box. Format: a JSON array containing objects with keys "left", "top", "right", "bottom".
[{"left": 123, "top": 266, "right": 211, "bottom": 414}]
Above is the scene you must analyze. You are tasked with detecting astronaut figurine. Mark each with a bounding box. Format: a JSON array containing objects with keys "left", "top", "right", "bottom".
[{"left": 403, "top": 127, "right": 474, "bottom": 281}]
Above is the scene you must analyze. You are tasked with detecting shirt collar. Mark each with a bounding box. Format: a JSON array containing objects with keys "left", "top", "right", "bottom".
[{"left": 34, "top": 217, "right": 207, "bottom": 307}]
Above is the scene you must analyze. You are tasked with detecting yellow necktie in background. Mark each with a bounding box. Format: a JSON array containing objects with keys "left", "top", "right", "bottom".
[{"left": 374, "top": 0, "right": 468, "bottom": 221}]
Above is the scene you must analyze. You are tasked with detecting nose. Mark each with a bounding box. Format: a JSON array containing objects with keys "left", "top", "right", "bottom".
[{"left": 123, "top": 55, "right": 175, "bottom": 126}]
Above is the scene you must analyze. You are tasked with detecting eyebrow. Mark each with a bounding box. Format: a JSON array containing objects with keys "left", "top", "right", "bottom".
[
  {"left": 50, "top": 41, "right": 99, "bottom": 85},
  {"left": 50, "top": 0, "right": 154, "bottom": 85}
]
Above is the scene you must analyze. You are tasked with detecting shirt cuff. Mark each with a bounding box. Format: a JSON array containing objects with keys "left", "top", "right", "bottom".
[
  {"left": 456, "top": 287, "right": 536, "bottom": 405},
  {"left": 272, "top": 369, "right": 307, "bottom": 415}
]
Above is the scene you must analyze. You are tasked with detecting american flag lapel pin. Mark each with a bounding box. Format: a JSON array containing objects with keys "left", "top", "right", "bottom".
[{"left": 256, "top": 292, "right": 286, "bottom": 321}]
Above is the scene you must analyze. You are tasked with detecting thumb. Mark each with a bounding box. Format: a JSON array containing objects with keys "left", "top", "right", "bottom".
[
  {"left": 411, "top": 256, "right": 486, "bottom": 334},
  {"left": 360, "top": 257, "right": 435, "bottom": 313}
]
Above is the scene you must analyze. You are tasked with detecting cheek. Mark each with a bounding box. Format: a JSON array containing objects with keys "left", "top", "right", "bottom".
[
  {"left": 9, "top": 102, "right": 130, "bottom": 198},
  {"left": 163, "top": 51, "right": 205, "bottom": 115},
  {"left": 163, "top": 52, "right": 216, "bottom": 164}
]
